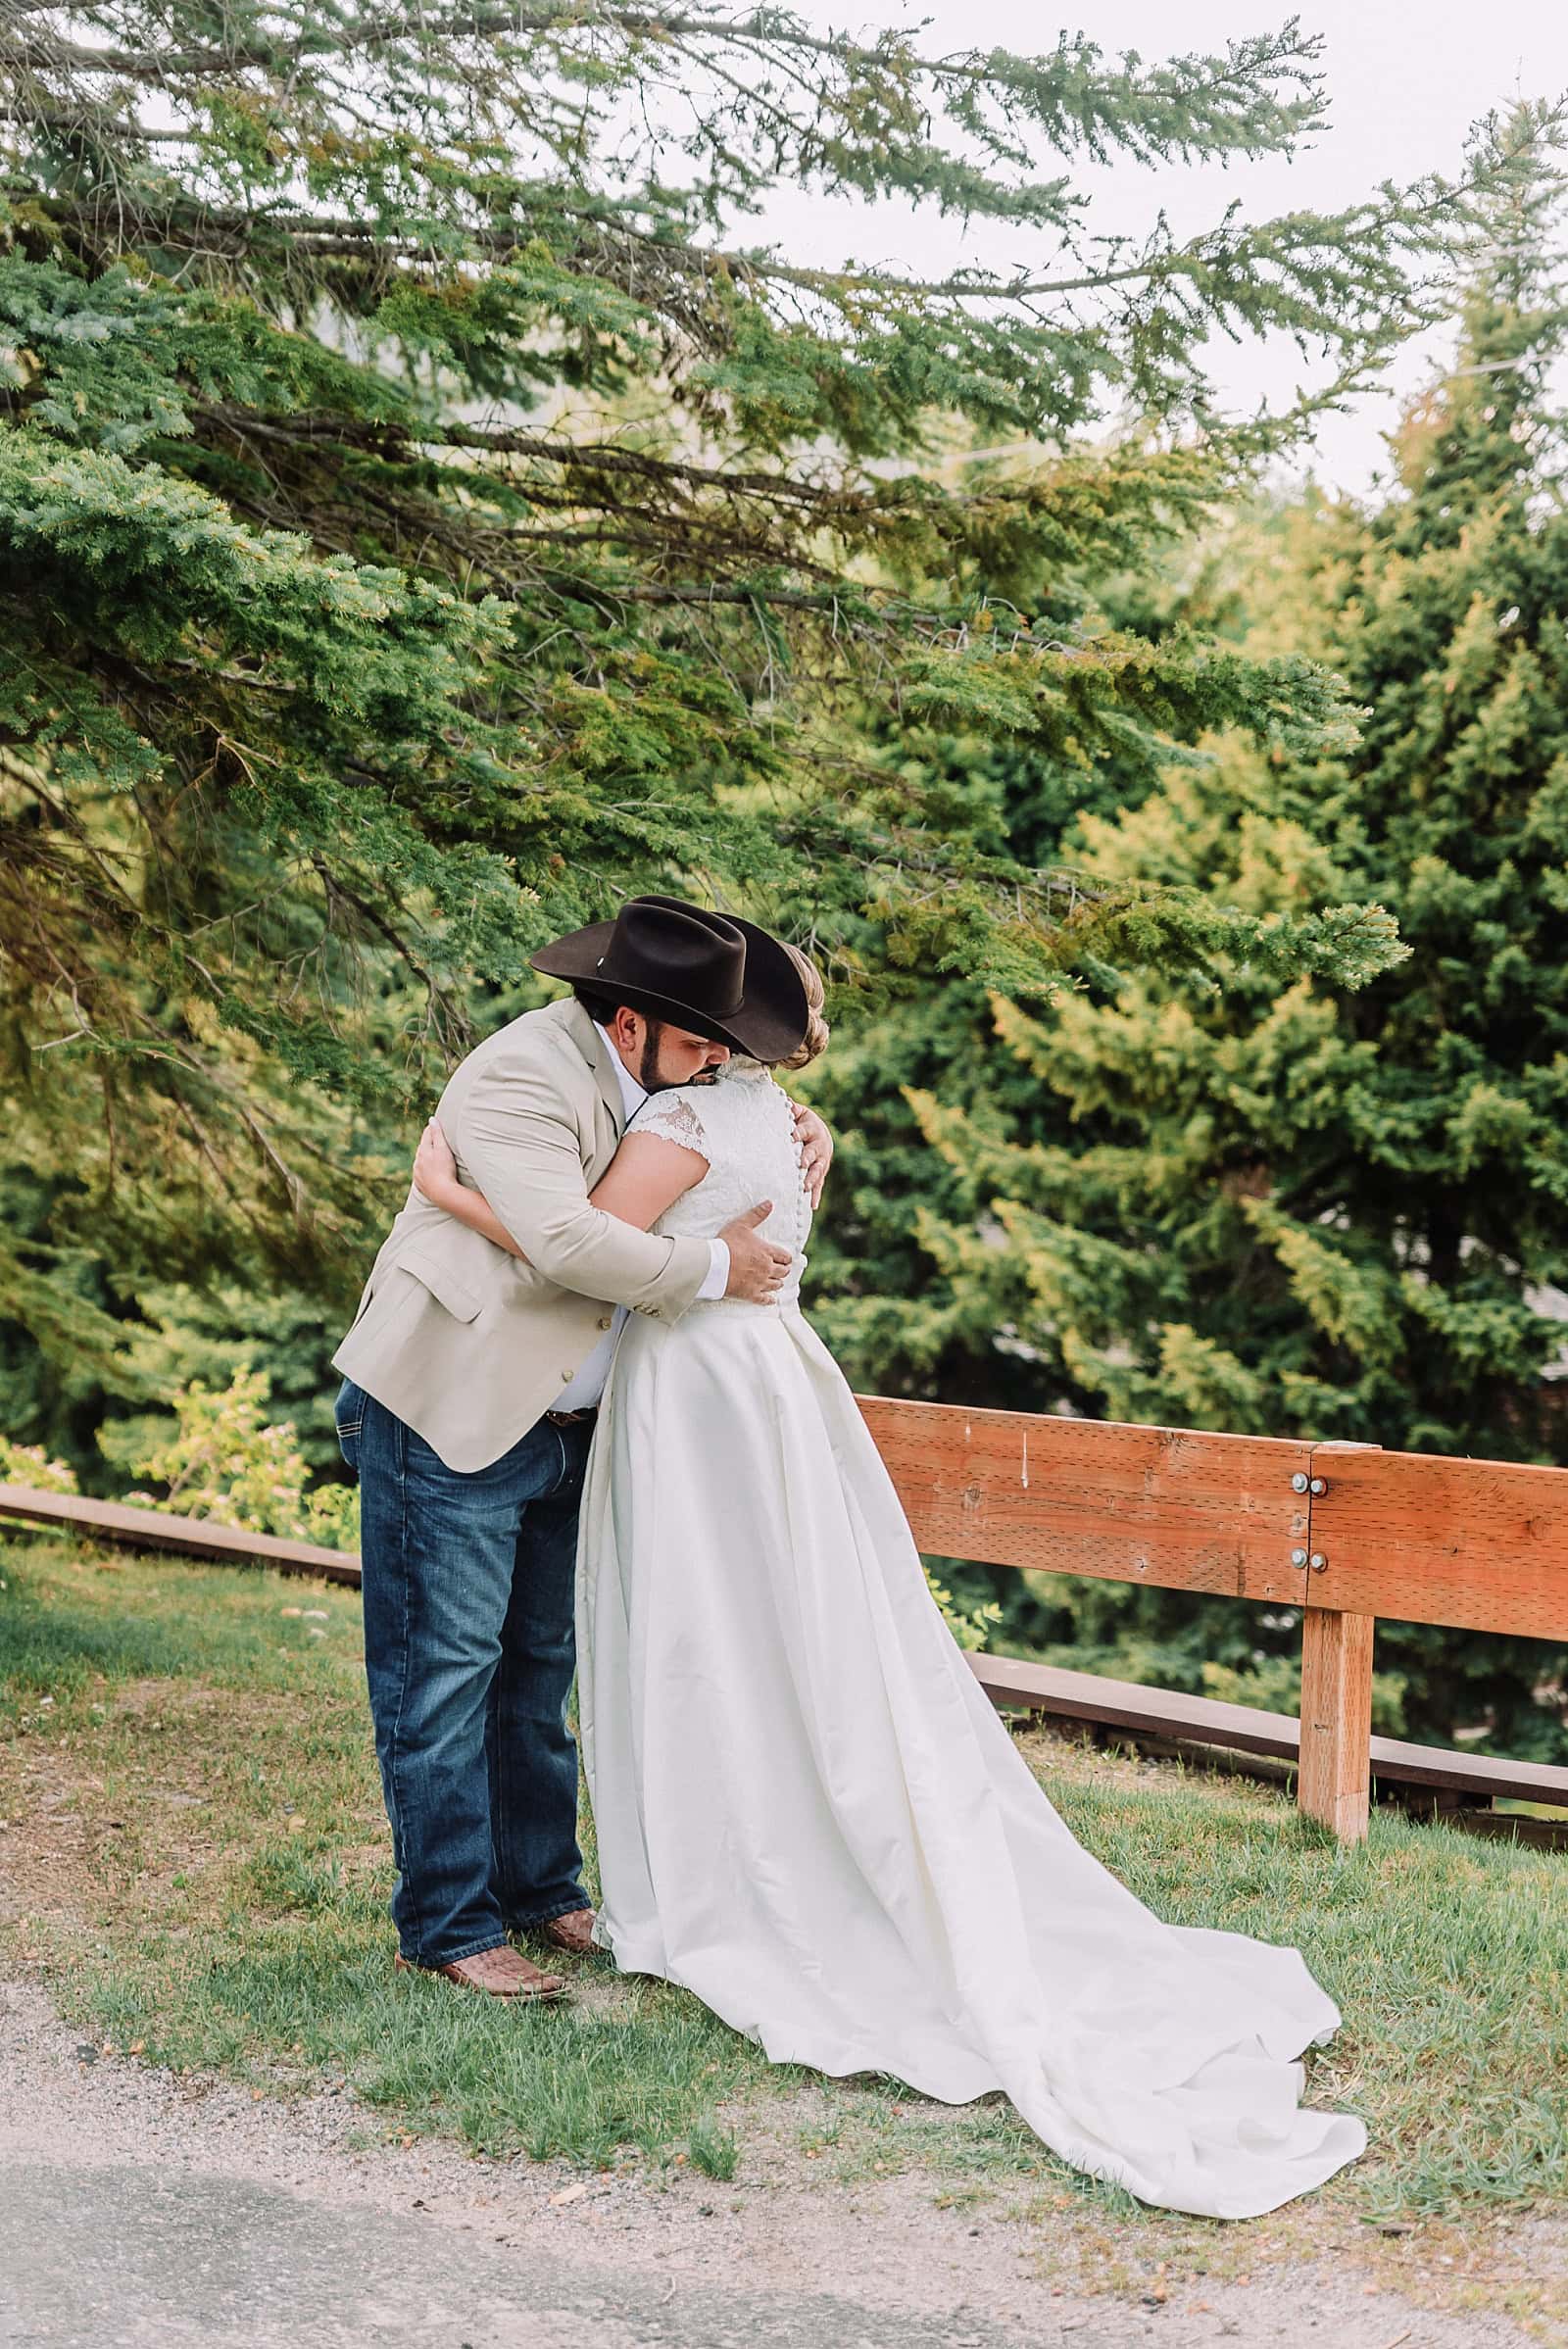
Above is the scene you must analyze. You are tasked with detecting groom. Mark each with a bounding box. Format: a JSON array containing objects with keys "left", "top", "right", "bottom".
[{"left": 332, "top": 897, "right": 825, "bottom": 1999}]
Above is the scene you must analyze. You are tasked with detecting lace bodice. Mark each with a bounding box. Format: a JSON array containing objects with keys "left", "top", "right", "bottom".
[{"left": 634, "top": 1058, "right": 811, "bottom": 1306}]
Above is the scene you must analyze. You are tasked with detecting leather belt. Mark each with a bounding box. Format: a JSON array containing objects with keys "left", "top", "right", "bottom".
[{"left": 545, "top": 1407, "right": 599, "bottom": 1428}]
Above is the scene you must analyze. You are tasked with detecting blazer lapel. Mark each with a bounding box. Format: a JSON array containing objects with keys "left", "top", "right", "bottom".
[{"left": 562, "top": 998, "right": 627, "bottom": 1153}]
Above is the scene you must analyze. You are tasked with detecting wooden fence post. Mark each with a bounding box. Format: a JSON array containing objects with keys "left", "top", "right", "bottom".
[{"left": 1298, "top": 1607, "right": 1375, "bottom": 1840}]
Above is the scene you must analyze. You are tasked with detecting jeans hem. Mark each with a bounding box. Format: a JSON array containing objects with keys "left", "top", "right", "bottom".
[
  {"left": 400, "top": 1933, "right": 511, "bottom": 1970},
  {"left": 506, "top": 1896, "right": 591, "bottom": 1930}
]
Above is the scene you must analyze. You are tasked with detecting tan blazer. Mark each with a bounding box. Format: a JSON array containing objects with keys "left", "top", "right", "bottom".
[{"left": 332, "top": 997, "right": 710, "bottom": 1470}]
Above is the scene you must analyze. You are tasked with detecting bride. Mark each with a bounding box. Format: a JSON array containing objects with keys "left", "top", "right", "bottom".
[{"left": 411, "top": 945, "right": 1365, "bottom": 2221}]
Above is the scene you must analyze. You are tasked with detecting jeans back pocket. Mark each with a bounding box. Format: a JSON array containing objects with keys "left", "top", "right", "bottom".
[{"left": 334, "top": 1379, "right": 366, "bottom": 1473}]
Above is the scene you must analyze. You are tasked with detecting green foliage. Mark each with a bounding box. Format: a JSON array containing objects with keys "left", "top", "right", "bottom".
[
  {"left": 1, "top": 7, "right": 1544, "bottom": 1476},
  {"left": 103, "top": 1366, "right": 359, "bottom": 1549},
  {"left": 0, "top": 1436, "right": 77, "bottom": 1493},
  {"left": 820, "top": 151, "right": 1568, "bottom": 1758},
  {"left": 923, "top": 1566, "right": 1003, "bottom": 1653},
  {"left": 111, "top": 1279, "right": 355, "bottom": 1476}
]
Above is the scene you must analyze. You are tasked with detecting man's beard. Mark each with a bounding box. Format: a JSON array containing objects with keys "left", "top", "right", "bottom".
[{"left": 638, "top": 1020, "right": 722, "bottom": 1092}]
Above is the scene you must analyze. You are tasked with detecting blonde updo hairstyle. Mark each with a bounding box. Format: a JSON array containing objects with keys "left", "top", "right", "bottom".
[{"left": 772, "top": 942, "right": 830, "bottom": 1072}]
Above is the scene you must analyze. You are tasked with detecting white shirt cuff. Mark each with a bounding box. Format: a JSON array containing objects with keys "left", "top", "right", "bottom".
[{"left": 698, "top": 1239, "right": 729, "bottom": 1300}]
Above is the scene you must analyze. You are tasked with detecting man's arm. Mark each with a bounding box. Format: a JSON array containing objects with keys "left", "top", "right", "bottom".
[{"left": 449, "top": 1057, "right": 710, "bottom": 1316}]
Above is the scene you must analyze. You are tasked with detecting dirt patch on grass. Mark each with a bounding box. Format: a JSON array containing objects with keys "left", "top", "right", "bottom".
[
  {"left": 0, "top": 1753, "right": 95, "bottom": 1918},
  {"left": 2, "top": 1674, "right": 343, "bottom": 1914},
  {"left": 4, "top": 1974, "right": 1563, "bottom": 2348}
]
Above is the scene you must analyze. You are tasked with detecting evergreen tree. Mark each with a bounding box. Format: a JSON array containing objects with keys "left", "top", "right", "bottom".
[
  {"left": 0, "top": 7, "right": 1529, "bottom": 1468},
  {"left": 802, "top": 511, "right": 1363, "bottom": 1401},
  {"left": 896, "top": 156, "right": 1568, "bottom": 1754}
]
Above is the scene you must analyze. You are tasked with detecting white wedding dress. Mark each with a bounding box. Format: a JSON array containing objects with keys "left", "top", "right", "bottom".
[{"left": 575, "top": 1057, "right": 1366, "bottom": 2219}]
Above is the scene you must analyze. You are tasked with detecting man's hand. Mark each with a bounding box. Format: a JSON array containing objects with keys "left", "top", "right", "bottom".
[
  {"left": 719, "top": 1203, "right": 792, "bottom": 1301},
  {"left": 790, "top": 1102, "right": 833, "bottom": 1208}
]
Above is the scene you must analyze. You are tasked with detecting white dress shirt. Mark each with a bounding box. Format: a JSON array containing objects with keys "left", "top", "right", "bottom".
[{"left": 550, "top": 1028, "right": 730, "bottom": 1413}]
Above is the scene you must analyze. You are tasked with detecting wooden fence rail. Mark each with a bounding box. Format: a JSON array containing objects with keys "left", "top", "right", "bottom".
[
  {"left": 6, "top": 1397, "right": 1568, "bottom": 1842},
  {"left": 0, "top": 1484, "right": 361, "bottom": 1585},
  {"left": 857, "top": 1400, "right": 1568, "bottom": 1839}
]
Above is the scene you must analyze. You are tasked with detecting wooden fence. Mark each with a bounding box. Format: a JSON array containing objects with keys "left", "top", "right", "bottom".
[
  {"left": 5, "top": 1398, "right": 1568, "bottom": 1842},
  {"left": 858, "top": 1400, "right": 1568, "bottom": 1839}
]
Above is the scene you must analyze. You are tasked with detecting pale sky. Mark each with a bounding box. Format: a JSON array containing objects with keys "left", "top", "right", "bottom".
[{"left": 758, "top": 1, "right": 1568, "bottom": 492}]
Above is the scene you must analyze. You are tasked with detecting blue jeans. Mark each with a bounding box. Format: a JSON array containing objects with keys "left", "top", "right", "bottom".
[{"left": 335, "top": 1381, "right": 592, "bottom": 1968}]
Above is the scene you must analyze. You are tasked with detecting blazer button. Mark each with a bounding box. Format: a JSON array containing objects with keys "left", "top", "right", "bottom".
[
  {"left": 598, "top": 1314, "right": 613, "bottom": 1331},
  {"left": 561, "top": 1369, "right": 571, "bottom": 1383}
]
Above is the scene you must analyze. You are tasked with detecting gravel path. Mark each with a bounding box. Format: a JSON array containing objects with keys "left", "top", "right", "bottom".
[{"left": 1, "top": 1977, "right": 1558, "bottom": 2349}]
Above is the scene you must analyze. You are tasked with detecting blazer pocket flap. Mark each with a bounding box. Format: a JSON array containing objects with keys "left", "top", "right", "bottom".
[{"left": 398, "top": 1247, "right": 485, "bottom": 1324}]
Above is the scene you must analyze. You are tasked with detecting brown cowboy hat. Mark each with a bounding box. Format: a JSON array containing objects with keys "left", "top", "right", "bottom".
[{"left": 530, "top": 895, "right": 809, "bottom": 1063}]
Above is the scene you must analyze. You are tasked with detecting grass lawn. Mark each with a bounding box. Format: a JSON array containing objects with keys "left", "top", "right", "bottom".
[{"left": 3, "top": 1532, "right": 1567, "bottom": 2237}]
